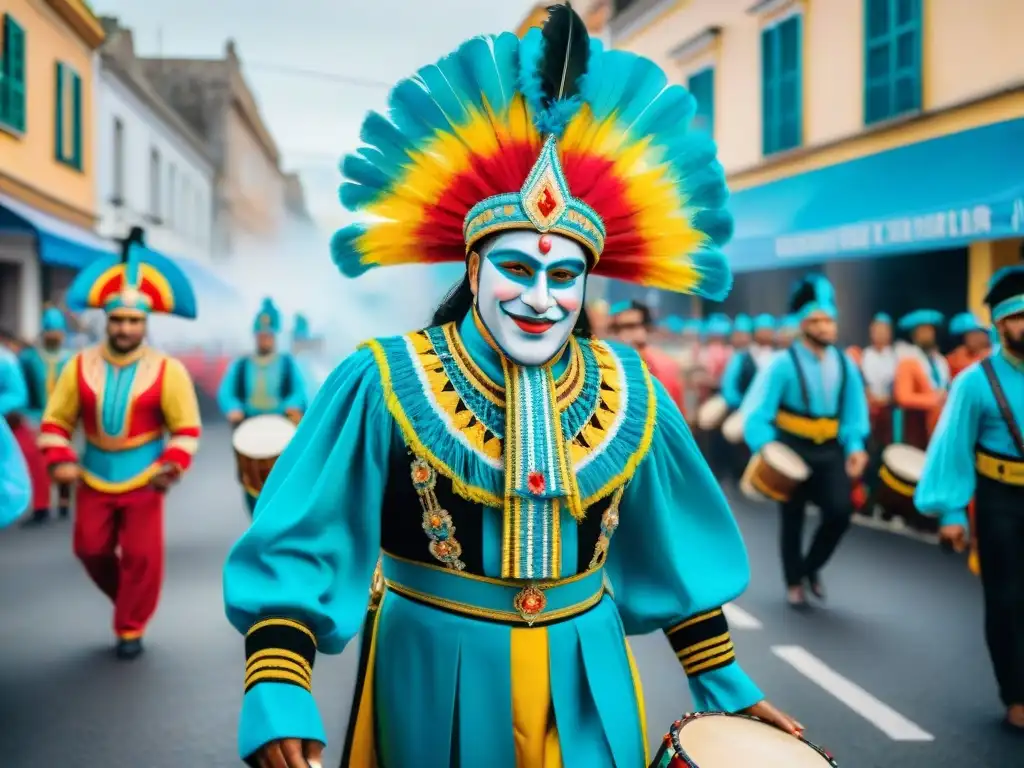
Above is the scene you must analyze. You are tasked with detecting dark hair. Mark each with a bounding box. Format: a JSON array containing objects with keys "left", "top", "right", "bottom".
[
  {"left": 609, "top": 300, "right": 652, "bottom": 329},
  {"left": 430, "top": 273, "right": 593, "bottom": 337}
]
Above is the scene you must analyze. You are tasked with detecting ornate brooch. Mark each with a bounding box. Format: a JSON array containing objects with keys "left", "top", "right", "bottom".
[{"left": 411, "top": 457, "right": 465, "bottom": 571}]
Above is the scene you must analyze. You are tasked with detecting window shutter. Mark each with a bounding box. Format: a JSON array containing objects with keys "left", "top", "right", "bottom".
[
  {"left": 54, "top": 62, "right": 64, "bottom": 161},
  {"left": 6, "top": 18, "right": 26, "bottom": 132},
  {"left": 72, "top": 72, "right": 82, "bottom": 168}
]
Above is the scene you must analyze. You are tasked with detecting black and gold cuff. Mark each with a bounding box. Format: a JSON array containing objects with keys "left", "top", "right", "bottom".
[
  {"left": 244, "top": 617, "right": 317, "bottom": 693},
  {"left": 664, "top": 608, "right": 735, "bottom": 678}
]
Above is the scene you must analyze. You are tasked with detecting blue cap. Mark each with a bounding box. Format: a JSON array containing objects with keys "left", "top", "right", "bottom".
[
  {"left": 872, "top": 312, "right": 892, "bottom": 325},
  {"left": 788, "top": 274, "right": 838, "bottom": 321},
  {"left": 658, "top": 315, "right": 687, "bottom": 334},
  {"left": 682, "top": 318, "right": 702, "bottom": 334},
  {"left": 253, "top": 297, "right": 281, "bottom": 334},
  {"left": 778, "top": 314, "right": 801, "bottom": 332},
  {"left": 41, "top": 307, "right": 66, "bottom": 333},
  {"left": 949, "top": 311, "right": 986, "bottom": 336},
  {"left": 703, "top": 313, "right": 731, "bottom": 337},
  {"left": 731, "top": 313, "right": 753, "bottom": 334},
  {"left": 898, "top": 309, "right": 944, "bottom": 332},
  {"left": 985, "top": 265, "right": 1024, "bottom": 322},
  {"left": 753, "top": 313, "right": 775, "bottom": 331}
]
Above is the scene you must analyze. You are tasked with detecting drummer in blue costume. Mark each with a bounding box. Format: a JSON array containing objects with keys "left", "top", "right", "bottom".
[
  {"left": 18, "top": 306, "right": 74, "bottom": 523},
  {"left": 915, "top": 265, "right": 1024, "bottom": 730},
  {"left": 217, "top": 298, "right": 307, "bottom": 513},
  {"left": 721, "top": 314, "right": 776, "bottom": 411},
  {"left": 775, "top": 314, "right": 800, "bottom": 349},
  {"left": 0, "top": 417, "right": 31, "bottom": 529},
  {"left": 222, "top": 6, "right": 801, "bottom": 767},
  {"left": 742, "top": 275, "right": 870, "bottom": 608}
]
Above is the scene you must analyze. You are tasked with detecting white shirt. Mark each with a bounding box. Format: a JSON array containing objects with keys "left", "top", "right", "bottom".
[{"left": 861, "top": 345, "right": 898, "bottom": 399}]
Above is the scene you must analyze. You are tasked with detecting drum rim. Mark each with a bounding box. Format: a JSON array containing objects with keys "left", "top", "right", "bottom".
[
  {"left": 760, "top": 443, "right": 812, "bottom": 481},
  {"left": 666, "top": 711, "right": 838, "bottom": 767}
]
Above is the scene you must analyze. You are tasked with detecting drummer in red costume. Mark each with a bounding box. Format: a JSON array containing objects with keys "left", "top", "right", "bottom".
[{"left": 38, "top": 235, "right": 202, "bottom": 660}]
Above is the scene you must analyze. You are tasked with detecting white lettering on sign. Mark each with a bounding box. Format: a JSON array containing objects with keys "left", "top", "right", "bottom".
[
  {"left": 1012, "top": 199, "right": 1024, "bottom": 232},
  {"left": 774, "top": 205, "right": 994, "bottom": 258}
]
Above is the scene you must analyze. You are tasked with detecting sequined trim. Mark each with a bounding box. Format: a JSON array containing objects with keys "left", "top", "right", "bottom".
[{"left": 411, "top": 456, "right": 465, "bottom": 570}]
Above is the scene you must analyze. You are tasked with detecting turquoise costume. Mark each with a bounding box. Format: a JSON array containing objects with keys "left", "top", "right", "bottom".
[
  {"left": 290, "top": 313, "right": 330, "bottom": 403},
  {"left": 721, "top": 316, "right": 775, "bottom": 410},
  {"left": 0, "top": 347, "right": 28, "bottom": 417},
  {"left": 742, "top": 275, "right": 870, "bottom": 592},
  {"left": 18, "top": 308, "right": 72, "bottom": 422},
  {"left": 0, "top": 417, "right": 30, "bottom": 528},
  {"left": 223, "top": 7, "right": 770, "bottom": 766},
  {"left": 915, "top": 266, "right": 1024, "bottom": 710}
]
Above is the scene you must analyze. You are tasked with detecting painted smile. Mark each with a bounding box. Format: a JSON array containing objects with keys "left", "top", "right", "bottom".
[{"left": 507, "top": 312, "right": 556, "bottom": 334}]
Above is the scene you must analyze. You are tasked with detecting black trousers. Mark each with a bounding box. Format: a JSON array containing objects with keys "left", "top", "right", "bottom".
[
  {"left": 975, "top": 475, "right": 1024, "bottom": 706},
  {"left": 778, "top": 439, "right": 853, "bottom": 587}
]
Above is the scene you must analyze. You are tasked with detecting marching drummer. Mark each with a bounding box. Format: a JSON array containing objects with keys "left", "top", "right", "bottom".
[
  {"left": 217, "top": 298, "right": 308, "bottom": 514},
  {"left": 915, "top": 266, "right": 1024, "bottom": 731},
  {"left": 742, "top": 275, "right": 870, "bottom": 608},
  {"left": 37, "top": 238, "right": 202, "bottom": 660},
  {"left": 860, "top": 313, "right": 898, "bottom": 503},
  {"left": 893, "top": 309, "right": 949, "bottom": 450},
  {"left": 775, "top": 314, "right": 800, "bottom": 350},
  {"left": 946, "top": 311, "right": 991, "bottom": 380},
  {"left": 722, "top": 314, "right": 776, "bottom": 411}
]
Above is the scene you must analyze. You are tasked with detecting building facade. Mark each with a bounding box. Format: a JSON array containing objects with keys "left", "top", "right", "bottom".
[
  {"left": 0, "top": 0, "right": 107, "bottom": 337},
  {"left": 95, "top": 19, "right": 215, "bottom": 266},
  {"left": 606, "top": 0, "right": 1024, "bottom": 335},
  {"left": 136, "top": 41, "right": 295, "bottom": 263}
]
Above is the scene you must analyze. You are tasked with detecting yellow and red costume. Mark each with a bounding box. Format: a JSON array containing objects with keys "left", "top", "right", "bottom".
[{"left": 39, "top": 243, "right": 201, "bottom": 642}]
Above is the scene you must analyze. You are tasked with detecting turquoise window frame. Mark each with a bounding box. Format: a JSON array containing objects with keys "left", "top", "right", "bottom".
[
  {"left": 864, "top": 0, "right": 922, "bottom": 124},
  {"left": 55, "top": 61, "right": 83, "bottom": 170},
  {"left": 687, "top": 66, "right": 715, "bottom": 139},
  {"left": 0, "top": 14, "right": 27, "bottom": 134},
  {"left": 761, "top": 13, "right": 803, "bottom": 156}
]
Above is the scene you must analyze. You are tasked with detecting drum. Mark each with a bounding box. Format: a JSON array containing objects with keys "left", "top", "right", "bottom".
[
  {"left": 721, "top": 410, "right": 745, "bottom": 445},
  {"left": 876, "top": 443, "right": 931, "bottom": 530},
  {"left": 231, "top": 414, "right": 296, "bottom": 498},
  {"left": 650, "top": 712, "right": 838, "bottom": 767},
  {"left": 741, "top": 442, "right": 810, "bottom": 503},
  {"left": 697, "top": 395, "right": 728, "bottom": 432}
]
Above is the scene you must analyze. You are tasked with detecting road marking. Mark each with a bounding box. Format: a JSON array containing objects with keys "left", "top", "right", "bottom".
[
  {"left": 772, "top": 645, "right": 935, "bottom": 742},
  {"left": 724, "top": 602, "right": 762, "bottom": 629}
]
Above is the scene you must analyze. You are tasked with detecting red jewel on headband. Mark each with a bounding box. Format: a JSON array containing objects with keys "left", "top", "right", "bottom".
[{"left": 538, "top": 235, "right": 552, "bottom": 254}]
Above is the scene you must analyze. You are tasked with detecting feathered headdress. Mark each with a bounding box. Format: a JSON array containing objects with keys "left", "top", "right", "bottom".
[
  {"left": 331, "top": 2, "right": 732, "bottom": 300},
  {"left": 66, "top": 241, "right": 197, "bottom": 319},
  {"left": 253, "top": 298, "right": 281, "bottom": 334},
  {"left": 789, "top": 274, "right": 837, "bottom": 321},
  {"left": 984, "top": 265, "right": 1024, "bottom": 322}
]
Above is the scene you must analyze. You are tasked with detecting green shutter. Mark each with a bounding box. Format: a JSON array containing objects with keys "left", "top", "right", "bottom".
[
  {"left": 687, "top": 68, "right": 715, "bottom": 139},
  {"left": 762, "top": 15, "right": 803, "bottom": 155},
  {"left": 71, "top": 72, "right": 82, "bottom": 168},
  {"left": 54, "top": 62, "right": 64, "bottom": 161},
  {"left": 761, "top": 26, "right": 777, "bottom": 155},
  {"left": 864, "top": 0, "right": 921, "bottom": 124},
  {"left": 1, "top": 14, "right": 28, "bottom": 133}
]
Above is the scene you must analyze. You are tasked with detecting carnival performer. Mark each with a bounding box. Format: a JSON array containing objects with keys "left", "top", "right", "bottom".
[
  {"left": 947, "top": 311, "right": 991, "bottom": 380},
  {"left": 742, "top": 275, "right": 870, "bottom": 607},
  {"left": 1, "top": 337, "right": 31, "bottom": 525},
  {"left": 860, "top": 312, "right": 897, "bottom": 488},
  {"left": 612, "top": 299, "right": 684, "bottom": 409},
  {"left": 1, "top": 416, "right": 31, "bottom": 529},
  {"left": 729, "top": 313, "right": 753, "bottom": 355},
  {"left": 775, "top": 314, "right": 799, "bottom": 349},
  {"left": 38, "top": 243, "right": 201, "bottom": 660},
  {"left": 217, "top": 298, "right": 307, "bottom": 514},
  {"left": 721, "top": 314, "right": 775, "bottom": 412},
  {"left": 915, "top": 266, "right": 1024, "bottom": 731},
  {"left": 893, "top": 310, "right": 949, "bottom": 449},
  {"left": 223, "top": 7, "right": 801, "bottom": 767},
  {"left": 17, "top": 306, "right": 73, "bottom": 524},
  {"left": 290, "top": 313, "right": 331, "bottom": 403}
]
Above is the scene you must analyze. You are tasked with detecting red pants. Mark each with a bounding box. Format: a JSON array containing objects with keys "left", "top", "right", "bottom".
[
  {"left": 73, "top": 483, "right": 165, "bottom": 639},
  {"left": 10, "top": 420, "right": 50, "bottom": 511}
]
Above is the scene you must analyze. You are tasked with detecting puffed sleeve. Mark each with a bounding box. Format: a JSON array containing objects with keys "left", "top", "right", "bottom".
[
  {"left": 222, "top": 347, "right": 391, "bottom": 760},
  {"left": 914, "top": 369, "right": 982, "bottom": 529},
  {"left": 606, "top": 380, "right": 764, "bottom": 713},
  {"left": 0, "top": 417, "right": 30, "bottom": 528},
  {"left": 741, "top": 353, "right": 786, "bottom": 454},
  {"left": 720, "top": 351, "right": 745, "bottom": 409},
  {"left": 838, "top": 354, "right": 870, "bottom": 456}
]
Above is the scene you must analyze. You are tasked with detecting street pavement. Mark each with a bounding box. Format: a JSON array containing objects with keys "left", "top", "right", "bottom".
[{"left": 0, "top": 424, "right": 1020, "bottom": 767}]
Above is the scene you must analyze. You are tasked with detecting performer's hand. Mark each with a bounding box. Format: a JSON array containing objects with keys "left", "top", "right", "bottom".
[
  {"left": 252, "top": 738, "right": 324, "bottom": 768},
  {"left": 939, "top": 524, "right": 968, "bottom": 553},
  {"left": 845, "top": 450, "right": 869, "bottom": 479},
  {"left": 742, "top": 700, "right": 804, "bottom": 736},
  {"left": 51, "top": 462, "right": 79, "bottom": 485},
  {"left": 227, "top": 410, "right": 245, "bottom": 425},
  {"left": 149, "top": 464, "right": 180, "bottom": 492},
  {"left": 285, "top": 408, "right": 303, "bottom": 426}
]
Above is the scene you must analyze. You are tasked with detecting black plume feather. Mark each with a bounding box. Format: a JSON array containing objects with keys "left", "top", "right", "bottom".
[
  {"left": 788, "top": 277, "right": 818, "bottom": 313},
  {"left": 540, "top": 3, "right": 590, "bottom": 105}
]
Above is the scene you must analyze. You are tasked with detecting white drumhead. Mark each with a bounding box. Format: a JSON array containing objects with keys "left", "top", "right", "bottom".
[
  {"left": 761, "top": 442, "right": 811, "bottom": 481},
  {"left": 697, "top": 395, "right": 728, "bottom": 430},
  {"left": 882, "top": 443, "right": 926, "bottom": 481},
  {"left": 677, "top": 714, "right": 831, "bottom": 767},
  {"left": 722, "top": 411, "right": 745, "bottom": 444},
  {"left": 232, "top": 415, "right": 297, "bottom": 459}
]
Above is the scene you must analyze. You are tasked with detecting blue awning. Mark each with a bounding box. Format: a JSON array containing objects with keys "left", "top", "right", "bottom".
[
  {"left": 0, "top": 191, "right": 238, "bottom": 301},
  {"left": 725, "top": 117, "right": 1024, "bottom": 273}
]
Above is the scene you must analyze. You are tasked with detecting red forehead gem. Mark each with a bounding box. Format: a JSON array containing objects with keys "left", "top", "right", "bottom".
[{"left": 538, "top": 235, "right": 552, "bottom": 254}]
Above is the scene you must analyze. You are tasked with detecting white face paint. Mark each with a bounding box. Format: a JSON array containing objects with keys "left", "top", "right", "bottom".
[{"left": 476, "top": 230, "right": 588, "bottom": 366}]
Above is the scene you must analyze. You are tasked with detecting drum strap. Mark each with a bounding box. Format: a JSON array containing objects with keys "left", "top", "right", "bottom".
[
  {"left": 788, "top": 346, "right": 847, "bottom": 417},
  {"left": 981, "top": 358, "right": 1024, "bottom": 458}
]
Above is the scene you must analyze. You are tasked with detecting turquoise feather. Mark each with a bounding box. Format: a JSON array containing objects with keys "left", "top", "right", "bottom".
[{"left": 330, "top": 225, "right": 371, "bottom": 278}]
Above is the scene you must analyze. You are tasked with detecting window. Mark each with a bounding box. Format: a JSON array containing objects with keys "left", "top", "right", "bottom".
[
  {"left": 55, "top": 62, "right": 83, "bottom": 168},
  {"left": 168, "top": 163, "right": 177, "bottom": 227},
  {"left": 761, "top": 14, "right": 803, "bottom": 155},
  {"left": 687, "top": 67, "right": 715, "bottom": 138},
  {"left": 149, "top": 147, "right": 161, "bottom": 220},
  {"left": 865, "top": 0, "right": 922, "bottom": 124},
  {"left": 112, "top": 118, "right": 125, "bottom": 202},
  {"left": 0, "top": 15, "right": 26, "bottom": 133}
]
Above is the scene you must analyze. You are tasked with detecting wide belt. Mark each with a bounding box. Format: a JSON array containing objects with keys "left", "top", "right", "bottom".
[
  {"left": 775, "top": 410, "right": 840, "bottom": 444},
  {"left": 976, "top": 450, "right": 1024, "bottom": 487},
  {"left": 380, "top": 552, "right": 606, "bottom": 627}
]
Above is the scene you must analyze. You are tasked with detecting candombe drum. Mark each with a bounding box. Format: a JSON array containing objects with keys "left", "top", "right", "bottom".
[
  {"left": 876, "top": 443, "right": 931, "bottom": 530},
  {"left": 650, "top": 712, "right": 839, "bottom": 767},
  {"left": 697, "top": 394, "right": 729, "bottom": 432},
  {"left": 740, "top": 442, "right": 811, "bottom": 504},
  {"left": 231, "top": 414, "right": 297, "bottom": 498},
  {"left": 721, "top": 410, "right": 745, "bottom": 445}
]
